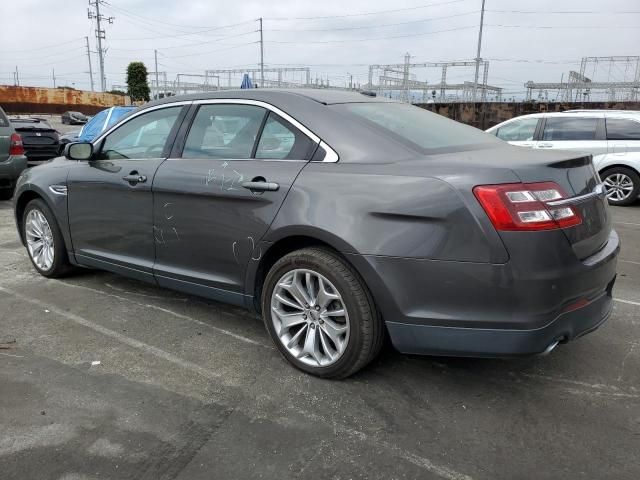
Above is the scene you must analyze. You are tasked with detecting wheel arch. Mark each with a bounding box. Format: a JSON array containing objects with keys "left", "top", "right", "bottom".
[
  {"left": 248, "top": 229, "right": 373, "bottom": 315},
  {"left": 598, "top": 163, "right": 640, "bottom": 179},
  {"left": 14, "top": 187, "right": 70, "bottom": 251}
]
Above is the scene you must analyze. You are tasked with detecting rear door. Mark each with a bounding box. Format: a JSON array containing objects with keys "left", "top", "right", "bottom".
[
  {"left": 605, "top": 116, "right": 640, "bottom": 155},
  {"left": 493, "top": 116, "right": 540, "bottom": 147},
  {"left": 152, "top": 101, "right": 317, "bottom": 305},
  {"left": 536, "top": 115, "right": 607, "bottom": 157},
  {"left": 68, "top": 104, "right": 188, "bottom": 281}
]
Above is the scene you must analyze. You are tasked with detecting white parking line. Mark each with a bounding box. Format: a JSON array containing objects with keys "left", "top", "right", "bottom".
[
  {"left": 56, "top": 280, "right": 271, "bottom": 348},
  {"left": 614, "top": 221, "right": 640, "bottom": 227},
  {"left": 614, "top": 298, "right": 640, "bottom": 307},
  {"left": 0, "top": 285, "right": 222, "bottom": 380},
  {"left": 620, "top": 259, "right": 640, "bottom": 266}
]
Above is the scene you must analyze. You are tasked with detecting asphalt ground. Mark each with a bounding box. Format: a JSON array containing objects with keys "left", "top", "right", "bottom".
[{"left": 0, "top": 194, "right": 639, "bottom": 479}]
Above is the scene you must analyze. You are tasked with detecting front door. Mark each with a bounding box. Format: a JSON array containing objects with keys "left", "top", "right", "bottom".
[
  {"left": 68, "top": 105, "right": 186, "bottom": 282},
  {"left": 535, "top": 116, "right": 607, "bottom": 157},
  {"left": 152, "top": 102, "right": 317, "bottom": 305},
  {"left": 493, "top": 116, "right": 540, "bottom": 148}
]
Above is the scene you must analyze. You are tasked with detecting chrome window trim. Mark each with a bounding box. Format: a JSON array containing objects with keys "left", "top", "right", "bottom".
[
  {"left": 191, "top": 98, "right": 339, "bottom": 163},
  {"left": 92, "top": 101, "right": 193, "bottom": 147}
]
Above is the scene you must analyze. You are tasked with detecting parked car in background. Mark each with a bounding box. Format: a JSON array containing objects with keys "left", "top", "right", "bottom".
[
  {"left": 61, "top": 111, "right": 88, "bottom": 125},
  {"left": 0, "top": 107, "right": 28, "bottom": 200},
  {"left": 12, "top": 90, "right": 618, "bottom": 378},
  {"left": 58, "top": 129, "right": 82, "bottom": 153},
  {"left": 487, "top": 110, "right": 640, "bottom": 206},
  {"left": 77, "top": 106, "right": 136, "bottom": 142},
  {"left": 9, "top": 117, "right": 60, "bottom": 166}
]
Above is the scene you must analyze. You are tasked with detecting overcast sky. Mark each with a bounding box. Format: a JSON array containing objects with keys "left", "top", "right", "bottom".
[{"left": 1, "top": 0, "right": 638, "bottom": 99}]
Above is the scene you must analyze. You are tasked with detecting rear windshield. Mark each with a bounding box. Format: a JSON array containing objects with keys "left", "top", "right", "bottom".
[
  {"left": 333, "top": 102, "right": 499, "bottom": 152},
  {"left": 11, "top": 119, "right": 53, "bottom": 129}
]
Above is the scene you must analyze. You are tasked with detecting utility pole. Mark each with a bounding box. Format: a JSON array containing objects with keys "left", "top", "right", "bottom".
[
  {"left": 472, "top": 0, "right": 486, "bottom": 103},
  {"left": 14, "top": 66, "right": 19, "bottom": 86},
  {"left": 85, "top": 36, "right": 95, "bottom": 92},
  {"left": 52, "top": 68, "right": 56, "bottom": 88},
  {"left": 154, "top": 49, "right": 160, "bottom": 99},
  {"left": 88, "top": 0, "right": 114, "bottom": 92},
  {"left": 259, "top": 18, "right": 264, "bottom": 88}
]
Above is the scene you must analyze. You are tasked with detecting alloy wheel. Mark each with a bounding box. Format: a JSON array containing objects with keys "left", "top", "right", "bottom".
[
  {"left": 25, "top": 209, "right": 55, "bottom": 271},
  {"left": 604, "top": 173, "right": 634, "bottom": 202},
  {"left": 271, "top": 268, "right": 350, "bottom": 367}
]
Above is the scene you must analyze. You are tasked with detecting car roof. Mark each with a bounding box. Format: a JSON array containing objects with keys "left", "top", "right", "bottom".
[{"left": 146, "top": 88, "right": 393, "bottom": 108}]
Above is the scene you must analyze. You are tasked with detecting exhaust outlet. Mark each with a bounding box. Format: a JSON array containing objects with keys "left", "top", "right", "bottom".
[{"left": 540, "top": 340, "right": 560, "bottom": 356}]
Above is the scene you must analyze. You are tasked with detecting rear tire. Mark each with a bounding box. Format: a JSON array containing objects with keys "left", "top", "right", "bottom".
[
  {"left": 601, "top": 167, "right": 640, "bottom": 206},
  {"left": 22, "top": 199, "right": 73, "bottom": 278},
  {"left": 262, "top": 247, "right": 384, "bottom": 379}
]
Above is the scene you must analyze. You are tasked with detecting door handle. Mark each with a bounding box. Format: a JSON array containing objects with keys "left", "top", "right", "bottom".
[
  {"left": 537, "top": 143, "right": 554, "bottom": 148},
  {"left": 122, "top": 172, "right": 147, "bottom": 184},
  {"left": 242, "top": 181, "right": 279, "bottom": 192}
]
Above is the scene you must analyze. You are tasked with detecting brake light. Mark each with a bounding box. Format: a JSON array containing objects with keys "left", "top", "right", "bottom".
[
  {"left": 473, "top": 182, "right": 581, "bottom": 231},
  {"left": 9, "top": 133, "right": 25, "bottom": 156}
]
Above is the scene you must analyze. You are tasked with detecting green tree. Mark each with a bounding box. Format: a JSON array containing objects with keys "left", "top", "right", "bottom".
[{"left": 126, "top": 62, "right": 150, "bottom": 102}]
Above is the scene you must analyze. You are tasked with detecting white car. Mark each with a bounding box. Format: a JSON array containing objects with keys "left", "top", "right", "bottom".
[{"left": 487, "top": 110, "right": 640, "bottom": 206}]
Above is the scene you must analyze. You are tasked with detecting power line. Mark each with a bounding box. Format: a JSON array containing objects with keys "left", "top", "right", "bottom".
[
  {"left": 485, "top": 24, "right": 640, "bottom": 29},
  {"left": 106, "top": 29, "right": 257, "bottom": 52},
  {"left": 488, "top": 9, "right": 640, "bottom": 14},
  {"left": 0, "top": 38, "right": 84, "bottom": 54},
  {"left": 267, "top": 25, "right": 477, "bottom": 44},
  {"left": 268, "top": 11, "right": 479, "bottom": 32},
  {"left": 266, "top": 0, "right": 466, "bottom": 21}
]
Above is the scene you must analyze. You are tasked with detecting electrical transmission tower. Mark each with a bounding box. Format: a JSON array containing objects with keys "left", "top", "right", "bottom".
[{"left": 88, "top": 0, "right": 114, "bottom": 92}]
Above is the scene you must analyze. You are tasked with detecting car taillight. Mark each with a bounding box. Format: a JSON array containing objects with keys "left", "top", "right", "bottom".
[
  {"left": 473, "top": 182, "right": 581, "bottom": 231},
  {"left": 9, "top": 133, "right": 25, "bottom": 156}
]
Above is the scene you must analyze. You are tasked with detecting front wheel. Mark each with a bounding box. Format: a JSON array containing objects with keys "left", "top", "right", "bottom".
[
  {"left": 262, "top": 247, "right": 383, "bottom": 379},
  {"left": 22, "top": 199, "right": 73, "bottom": 277},
  {"left": 601, "top": 167, "right": 640, "bottom": 206}
]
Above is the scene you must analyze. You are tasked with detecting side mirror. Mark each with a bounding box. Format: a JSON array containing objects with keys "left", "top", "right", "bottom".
[{"left": 65, "top": 142, "right": 93, "bottom": 161}]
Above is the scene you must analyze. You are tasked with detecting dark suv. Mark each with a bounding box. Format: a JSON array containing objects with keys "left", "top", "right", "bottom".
[{"left": 9, "top": 118, "right": 60, "bottom": 166}]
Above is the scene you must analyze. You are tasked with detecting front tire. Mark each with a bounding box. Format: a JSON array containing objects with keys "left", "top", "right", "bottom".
[
  {"left": 22, "top": 199, "right": 72, "bottom": 277},
  {"left": 601, "top": 167, "right": 640, "bottom": 206},
  {"left": 262, "top": 247, "right": 383, "bottom": 379}
]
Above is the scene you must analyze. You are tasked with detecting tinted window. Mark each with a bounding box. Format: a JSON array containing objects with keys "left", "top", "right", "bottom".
[
  {"left": 606, "top": 118, "right": 640, "bottom": 140},
  {"left": 99, "top": 106, "right": 181, "bottom": 160},
  {"left": 183, "top": 104, "right": 266, "bottom": 159},
  {"left": 255, "top": 113, "right": 315, "bottom": 160},
  {"left": 542, "top": 117, "right": 598, "bottom": 141},
  {"left": 495, "top": 118, "right": 538, "bottom": 142},
  {"left": 335, "top": 103, "right": 498, "bottom": 152}
]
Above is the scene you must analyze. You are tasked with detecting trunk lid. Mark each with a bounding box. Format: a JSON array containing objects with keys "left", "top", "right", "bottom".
[{"left": 494, "top": 147, "right": 611, "bottom": 260}]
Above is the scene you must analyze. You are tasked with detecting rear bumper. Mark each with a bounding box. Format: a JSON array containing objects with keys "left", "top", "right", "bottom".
[
  {"left": 386, "top": 282, "right": 614, "bottom": 356},
  {"left": 346, "top": 229, "right": 619, "bottom": 357}
]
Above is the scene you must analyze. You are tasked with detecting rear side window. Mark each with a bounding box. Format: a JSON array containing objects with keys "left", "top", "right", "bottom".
[
  {"left": 255, "top": 113, "right": 315, "bottom": 160},
  {"left": 495, "top": 118, "right": 539, "bottom": 141},
  {"left": 183, "top": 104, "right": 266, "bottom": 159},
  {"left": 334, "top": 102, "right": 499, "bottom": 152},
  {"left": 0, "top": 108, "right": 8, "bottom": 127},
  {"left": 542, "top": 117, "right": 598, "bottom": 141},
  {"left": 606, "top": 118, "right": 640, "bottom": 140}
]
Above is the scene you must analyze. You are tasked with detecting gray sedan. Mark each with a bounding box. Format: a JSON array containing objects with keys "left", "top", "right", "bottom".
[{"left": 12, "top": 90, "right": 619, "bottom": 378}]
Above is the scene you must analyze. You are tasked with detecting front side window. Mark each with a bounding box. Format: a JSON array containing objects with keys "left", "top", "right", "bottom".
[
  {"left": 606, "top": 118, "right": 640, "bottom": 140},
  {"left": 255, "top": 113, "right": 315, "bottom": 160},
  {"left": 183, "top": 104, "right": 266, "bottom": 159},
  {"left": 542, "top": 117, "right": 598, "bottom": 141},
  {"left": 495, "top": 118, "right": 539, "bottom": 142},
  {"left": 99, "top": 106, "right": 182, "bottom": 160}
]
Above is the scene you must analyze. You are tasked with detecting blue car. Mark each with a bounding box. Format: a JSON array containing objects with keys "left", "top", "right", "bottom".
[{"left": 59, "top": 106, "right": 137, "bottom": 149}]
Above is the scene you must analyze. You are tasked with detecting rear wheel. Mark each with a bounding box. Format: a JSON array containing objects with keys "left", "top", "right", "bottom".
[
  {"left": 262, "top": 247, "right": 383, "bottom": 379},
  {"left": 601, "top": 167, "right": 640, "bottom": 206},
  {"left": 22, "top": 199, "right": 73, "bottom": 277}
]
